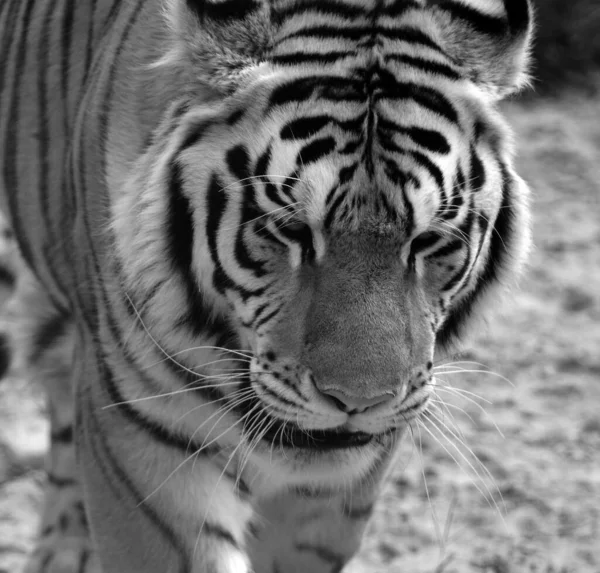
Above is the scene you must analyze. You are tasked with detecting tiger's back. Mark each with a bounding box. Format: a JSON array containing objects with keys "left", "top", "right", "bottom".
[{"left": 0, "top": 1, "right": 533, "bottom": 572}]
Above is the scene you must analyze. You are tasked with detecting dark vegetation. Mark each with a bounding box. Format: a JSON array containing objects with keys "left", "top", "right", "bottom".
[{"left": 530, "top": 0, "right": 600, "bottom": 95}]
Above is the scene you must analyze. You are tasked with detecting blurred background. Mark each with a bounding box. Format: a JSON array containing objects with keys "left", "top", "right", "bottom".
[{"left": 1, "top": 1, "right": 599, "bottom": 572}]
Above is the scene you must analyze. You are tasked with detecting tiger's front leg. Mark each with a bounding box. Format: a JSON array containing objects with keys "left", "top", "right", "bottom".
[
  {"left": 250, "top": 489, "right": 377, "bottom": 573},
  {"left": 248, "top": 449, "right": 397, "bottom": 573},
  {"left": 76, "top": 343, "right": 254, "bottom": 573}
]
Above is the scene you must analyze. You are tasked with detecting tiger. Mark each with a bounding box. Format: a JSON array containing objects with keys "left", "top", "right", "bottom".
[{"left": 0, "top": 0, "right": 533, "bottom": 571}]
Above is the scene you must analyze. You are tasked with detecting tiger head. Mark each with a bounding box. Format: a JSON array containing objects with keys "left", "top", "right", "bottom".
[{"left": 115, "top": 0, "right": 532, "bottom": 478}]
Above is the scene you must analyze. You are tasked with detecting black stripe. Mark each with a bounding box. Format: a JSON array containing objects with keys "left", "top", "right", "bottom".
[
  {"left": 274, "top": 0, "right": 367, "bottom": 21},
  {"left": 0, "top": 333, "right": 10, "bottom": 379},
  {"left": 206, "top": 175, "right": 268, "bottom": 300},
  {"left": 99, "top": 0, "right": 145, "bottom": 182},
  {"left": 383, "top": 158, "right": 420, "bottom": 190},
  {"left": 339, "top": 138, "right": 362, "bottom": 154},
  {"left": 297, "top": 136, "right": 336, "bottom": 166},
  {"left": 325, "top": 183, "right": 341, "bottom": 206},
  {"left": 83, "top": 383, "right": 189, "bottom": 573},
  {"left": 32, "top": 0, "right": 72, "bottom": 306},
  {"left": 280, "top": 171, "right": 300, "bottom": 202},
  {"left": 0, "top": 265, "right": 15, "bottom": 288},
  {"left": 385, "top": 54, "right": 461, "bottom": 80},
  {"left": 437, "top": 198, "right": 505, "bottom": 346},
  {"left": 411, "top": 231, "right": 443, "bottom": 257},
  {"left": 206, "top": 174, "right": 236, "bottom": 294},
  {"left": 271, "top": 51, "right": 355, "bottom": 65},
  {"left": 74, "top": 0, "right": 227, "bottom": 419},
  {"left": 295, "top": 543, "right": 346, "bottom": 567},
  {"left": 278, "top": 223, "right": 314, "bottom": 261},
  {"left": 74, "top": 0, "right": 133, "bottom": 335},
  {"left": 248, "top": 302, "right": 270, "bottom": 328},
  {"left": 0, "top": 542, "right": 28, "bottom": 555},
  {"left": 381, "top": 26, "right": 448, "bottom": 54},
  {"left": 469, "top": 145, "right": 485, "bottom": 191},
  {"left": 0, "top": 1, "right": 11, "bottom": 23},
  {"left": 235, "top": 188, "right": 267, "bottom": 277},
  {"left": 114, "top": 266, "right": 225, "bottom": 404},
  {"left": 409, "top": 150, "right": 445, "bottom": 191},
  {"left": 82, "top": 0, "right": 98, "bottom": 89},
  {"left": 187, "top": 0, "right": 259, "bottom": 23},
  {"left": 226, "top": 144, "right": 252, "bottom": 183},
  {"left": 505, "top": 0, "right": 531, "bottom": 36},
  {"left": 378, "top": 83, "right": 458, "bottom": 124},
  {"left": 100, "top": 350, "right": 221, "bottom": 457},
  {"left": 338, "top": 164, "right": 357, "bottom": 186},
  {"left": 434, "top": 1, "right": 508, "bottom": 36},
  {"left": 255, "top": 221, "right": 288, "bottom": 249},
  {"left": 381, "top": 159, "right": 416, "bottom": 235},
  {"left": 253, "top": 304, "right": 282, "bottom": 330},
  {"left": 275, "top": 25, "right": 372, "bottom": 45},
  {"left": 255, "top": 144, "right": 272, "bottom": 176},
  {"left": 269, "top": 77, "right": 364, "bottom": 108},
  {"left": 168, "top": 160, "right": 215, "bottom": 336},
  {"left": 256, "top": 379, "right": 299, "bottom": 408},
  {"left": 426, "top": 239, "right": 464, "bottom": 260},
  {"left": 441, "top": 208, "right": 474, "bottom": 293},
  {"left": 379, "top": 119, "right": 451, "bottom": 155},
  {"left": 264, "top": 181, "right": 290, "bottom": 208},
  {"left": 382, "top": 139, "right": 445, "bottom": 193},
  {"left": 47, "top": 472, "right": 78, "bottom": 488},
  {"left": 51, "top": 425, "right": 74, "bottom": 444},
  {"left": 3, "top": 0, "right": 39, "bottom": 273},
  {"left": 180, "top": 118, "right": 217, "bottom": 150},
  {"left": 38, "top": 0, "right": 62, "bottom": 263},
  {"left": 382, "top": 0, "right": 423, "bottom": 17},
  {"left": 61, "top": 0, "right": 76, "bottom": 136},
  {"left": 76, "top": 550, "right": 90, "bottom": 573},
  {"left": 203, "top": 522, "right": 241, "bottom": 550},
  {"left": 324, "top": 191, "right": 346, "bottom": 229},
  {"left": 0, "top": 0, "right": 21, "bottom": 100},
  {"left": 343, "top": 503, "right": 374, "bottom": 520},
  {"left": 227, "top": 108, "right": 245, "bottom": 125},
  {"left": 280, "top": 115, "right": 332, "bottom": 140}
]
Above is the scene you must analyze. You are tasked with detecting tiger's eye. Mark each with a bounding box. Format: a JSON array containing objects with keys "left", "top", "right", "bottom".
[{"left": 283, "top": 220, "right": 309, "bottom": 233}]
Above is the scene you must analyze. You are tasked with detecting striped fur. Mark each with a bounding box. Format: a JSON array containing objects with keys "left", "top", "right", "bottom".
[{"left": 0, "top": 1, "right": 532, "bottom": 572}]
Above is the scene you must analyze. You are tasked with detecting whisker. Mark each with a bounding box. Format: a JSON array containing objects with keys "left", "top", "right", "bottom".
[
  {"left": 125, "top": 293, "right": 232, "bottom": 383},
  {"left": 219, "top": 202, "right": 299, "bottom": 232},
  {"left": 412, "top": 423, "right": 444, "bottom": 551},
  {"left": 102, "top": 377, "right": 249, "bottom": 408},
  {"left": 433, "top": 385, "right": 493, "bottom": 405},
  {"left": 430, "top": 398, "right": 477, "bottom": 426},
  {"left": 433, "top": 387, "right": 505, "bottom": 438},
  {"left": 428, "top": 401, "right": 470, "bottom": 443},
  {"left": 419, "top": 416, "right": 506, "bottom": 525},
  {"left": 139, "top": 399, "right": 257, "bottom": 506},
  {"left": 434, "top": 368, "right": 515, "bottom": 388},
  {"left": 425, "top": 411, "right": 506, "bottom": 515}
]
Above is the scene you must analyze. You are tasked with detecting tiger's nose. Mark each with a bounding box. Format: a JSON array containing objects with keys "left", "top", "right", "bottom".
[{"left": 324, "top": 389, "right": 395, "bottom": 414}]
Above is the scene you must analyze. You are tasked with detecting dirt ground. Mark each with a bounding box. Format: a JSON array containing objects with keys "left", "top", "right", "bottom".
[{"left": 1, "top": 94, "right": 599, "bottom": 573}]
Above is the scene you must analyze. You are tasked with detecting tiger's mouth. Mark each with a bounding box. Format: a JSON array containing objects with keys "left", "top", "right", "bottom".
[
  {"left": 259, "top": 420, "right": 375, "bottom": 450},
  {"left": 238, "top": 386, "right": 404, "bottom": 450},
  {"left": 238, "top": 389, "right": 378, "bottom": 449}
]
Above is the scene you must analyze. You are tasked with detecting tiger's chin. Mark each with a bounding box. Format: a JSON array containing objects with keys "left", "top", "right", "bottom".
[{"left": 243, "top": 413, "right": 404, "bottom": 491}]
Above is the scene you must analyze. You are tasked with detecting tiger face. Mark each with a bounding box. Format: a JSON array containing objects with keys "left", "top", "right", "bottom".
[{"left": 116, "top": 0, "right": 531, "bottom": 478}]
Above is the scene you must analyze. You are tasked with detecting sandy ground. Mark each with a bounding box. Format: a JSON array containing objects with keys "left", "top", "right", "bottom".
[{"left": 0, "top": 95, "right": 599, "bottom": 573}]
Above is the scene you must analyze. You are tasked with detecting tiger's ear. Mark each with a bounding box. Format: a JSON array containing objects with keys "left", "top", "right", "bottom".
[
  {"left": 163, "top": 0, "right": 273, "bottom": 93},
  {"left": 429, "top": 0, "right": 533, "bottom": 98}
]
